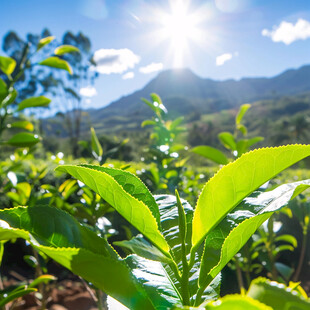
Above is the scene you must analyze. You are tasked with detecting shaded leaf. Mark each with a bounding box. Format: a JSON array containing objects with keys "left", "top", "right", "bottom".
[
  {"left": 191, "top": 146, "right": 228, "bottom": 165},
  {"left": 114, "top": 235, "right": 171, "bottom": 263},
  {"left": 218, "top": 132, "right": 236, "bottom": 151},
  {"left": 5, "top": 133, "right": 40, "bottom": 147}
]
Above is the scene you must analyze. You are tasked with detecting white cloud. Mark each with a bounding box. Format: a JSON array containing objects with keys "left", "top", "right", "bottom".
[
  {"left": 262, "top": 18, "right": 310, "bottom": 45},
  {"left": 216, "top": 53, "right": 233, "bottom": 66},
  {"left": 93, "top": 48, "right": 140, "bottom": 74},
  {"left": 122, "top": 72, "right": 135, "bottom": 80},
  {"left": 139, "top": 62, "right": 163, "bottom": 74},
  {"left": 79, "top": 86, "right": 97, "bottom": 97}
]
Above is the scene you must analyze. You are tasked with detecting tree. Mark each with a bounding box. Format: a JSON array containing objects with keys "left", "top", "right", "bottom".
[{"left": 1, "top": 29, "right": 98, "bottom": 156}]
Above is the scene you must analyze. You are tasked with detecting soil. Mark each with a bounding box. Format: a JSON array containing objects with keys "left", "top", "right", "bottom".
[{"left": 3, "top": 278, "right": 108, "bottom": 310}]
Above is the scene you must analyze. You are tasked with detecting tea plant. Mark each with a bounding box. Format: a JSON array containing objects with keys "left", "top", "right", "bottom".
[
  {"left": 141, "top": 93, "right": 187, "bottom": 193},
  {"left": 1, "top": 145, "right": 310, "bottom": 309},
  {"left": 0, "top": 36, "right": 77, "bottom": 149},
  {"left": 192, "top": 103, "right": 263, "bottom": 163}
]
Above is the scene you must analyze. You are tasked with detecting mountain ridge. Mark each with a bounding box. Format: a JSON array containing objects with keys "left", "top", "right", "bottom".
[{"left": 89, "top": 64, "right": 310, "bottom": 127}]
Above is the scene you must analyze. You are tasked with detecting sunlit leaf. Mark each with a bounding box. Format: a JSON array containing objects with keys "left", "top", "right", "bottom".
[
  {"left": 9, "top": 121, "right": 34, "bottom": 131},
  {"left": 56, "top": 165, "right": 169, "bottom": 255},
  {"left": 37, "top": 36, "right": 55, "bottom": 51},
  {"left": 192, "top": 145, "right": 310, "bottom": 251},
  {"left": 0, "top": 56, "right": 16, "bottom": 75},
  {"left": 39, "top": 57, "right": 72, "bottom": 74},
  {"left": 54, "top": 45, "right": 80, "bottom": 55},
  {"left": 191, "top": 146, "right": 228, "bottom": 165}
]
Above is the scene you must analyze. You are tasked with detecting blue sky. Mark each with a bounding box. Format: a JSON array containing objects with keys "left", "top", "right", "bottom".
[{"left": 1, "top": 0, "right": 310, "bottom": 109}]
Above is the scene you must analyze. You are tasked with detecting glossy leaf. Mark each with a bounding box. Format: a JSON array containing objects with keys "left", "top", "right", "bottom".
[
  {"left": 39, "top": 57, "right": 72, "bottom": 74},
  {"left": 198, "top": 180, "right": 310, "bottom": 288},
  {"left": 56, "top": 165, "right": 169, "bottom": 255},
  {"left": 218, "top": 132, "right": 236, "bottom": 151},
  {"left": 192, "top": 145, "right": 310, "bottom": 250},
  {"left": 155, "top": 194, "right": 193, "bottom": 263},
  {"left": 17, "top": 96, "right": 51, "bottom": 111},
  {"left": 10, "top": 121, "right": 34, "bottom": 131},
  {"left": 6, "top": 132, "right": 40, "bottom": 147},
  {"left": 247, "top": 277, "right": 310, "bottom": 310},
  {"left": 0, "top": 56, "right": 16, "bottom": 75},
  {"left": 0, "top": 206, "right": 160, "bottom": 310},
  {"left": 37, "top": 36, "right": 55, "bottom": 51},
  {"left": 125, "top": 255, "right": 181, "bottom": 309},
  {"left": 191, "top": 146, "right": 228, "bottom": 165},
  {"left": 114, "top": 235, "right": 172, "bottom": 263},
  {"left": 54, "top": 45, "right": 80, "bottom": 55}
]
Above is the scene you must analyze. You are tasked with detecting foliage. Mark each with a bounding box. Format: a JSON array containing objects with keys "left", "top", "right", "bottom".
[{"left": 1, "top": 145, "right": 310, "bottom": 309}]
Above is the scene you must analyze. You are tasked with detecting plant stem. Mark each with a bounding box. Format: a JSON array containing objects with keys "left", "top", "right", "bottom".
[
  {"left": 293, "top": 224, "right": 308, "bottom": 282},
  {"left": 235, "top": 257, "right": 245, "bottom": 294},
  {"left": 95, "top": 289, "right": 104, "bottom": 310}
]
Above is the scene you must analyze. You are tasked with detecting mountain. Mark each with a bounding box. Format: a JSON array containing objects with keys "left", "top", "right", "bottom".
[{"left": 87, "top": 64, "right": 310, "bottom": 133}]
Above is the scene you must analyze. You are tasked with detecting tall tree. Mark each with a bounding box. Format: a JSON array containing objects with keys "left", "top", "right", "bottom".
[{"left": 1, "top": 29, "right": 98, "bottom": 156}]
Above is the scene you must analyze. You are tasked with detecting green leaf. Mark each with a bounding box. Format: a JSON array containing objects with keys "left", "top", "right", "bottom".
[
  {"left": 192, "top": 145, "right": 310, "bottom": 251},
  {"left": 90, "top": 127, "right": 103, "bottom": 158},
  {"left": 218, "top": 132, "right": 236, "bottom": 151},
  {"left": 236, "top": 103, "right": 251, "bottom": 125},
  {"left": 0, "top": 78, "right": 8, "bottom": 102},
  {"left": 2, "top": 89, "right": 18, "bottom": 107},
  {"left": 141, "top": 120, "right": 156, "bottom": 127},
  {"left": 54, "top": 45, "right": 80, "bottom": 55},
  {"left": 39, "top": 57, "right": 72, "bottom": 74},
  {"left": 155, "top": 195, "right": 193, "bottom": 264},
  {"left": 55, "top": 165, "right": 169, "bottom": 255},
  {"left": 114, "top": 235, "right": 171, "bottom": 263},
  {"left": 125, "top": 255, "right": 181, "bottom": 309},
  {"left": 9, "top": 121, "right": 34, "bottom": 131},
  {"left": 17, "top": 96, "right": 51, "bottom": 111},
  {"left": 5, "top": 132, "right": 40, "bottom": 147},
  {"left": 274, "top": 263, "right": 294, "bottom": 281},
  {"left": 0, "top": 56, "right": 16, "bottom": 75},
  {"left": 0, "top": 206, "right": 168, "bottom": 310},
  {"left": 205, "top": 295, "right": 272, "bottom": 310},
  {"left": 248, "top": 137, "right": 264, "bottom": 148},
  {"left": 198, "top": 180, "right": 310, "bottom": 289},
  {"left": 191, "top": 146, "right": 228, "bottom": 165},
  {"left": 37, "top": 36, "right": 55, "bottom": 51},
  {"left": 0, "top": 288, "right": 37, "bottom": 307},
  {"left": 275, "top": 234, "right": 297, "bottom": 247},
  {"left": 29, "top": 275, "right": 56, "bottom": 288},
  {"left": 247, "top": 277, "right": 310, "bottom": 310}
]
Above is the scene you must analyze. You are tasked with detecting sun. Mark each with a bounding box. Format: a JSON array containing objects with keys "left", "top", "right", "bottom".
[{"left": 156, "top": 0, "right": 203, "bottom": 68}]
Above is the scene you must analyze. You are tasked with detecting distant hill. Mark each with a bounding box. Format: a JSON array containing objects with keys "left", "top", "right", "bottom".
[{"left": 86, "top": 64, "right": 310, "bottom": 133}]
